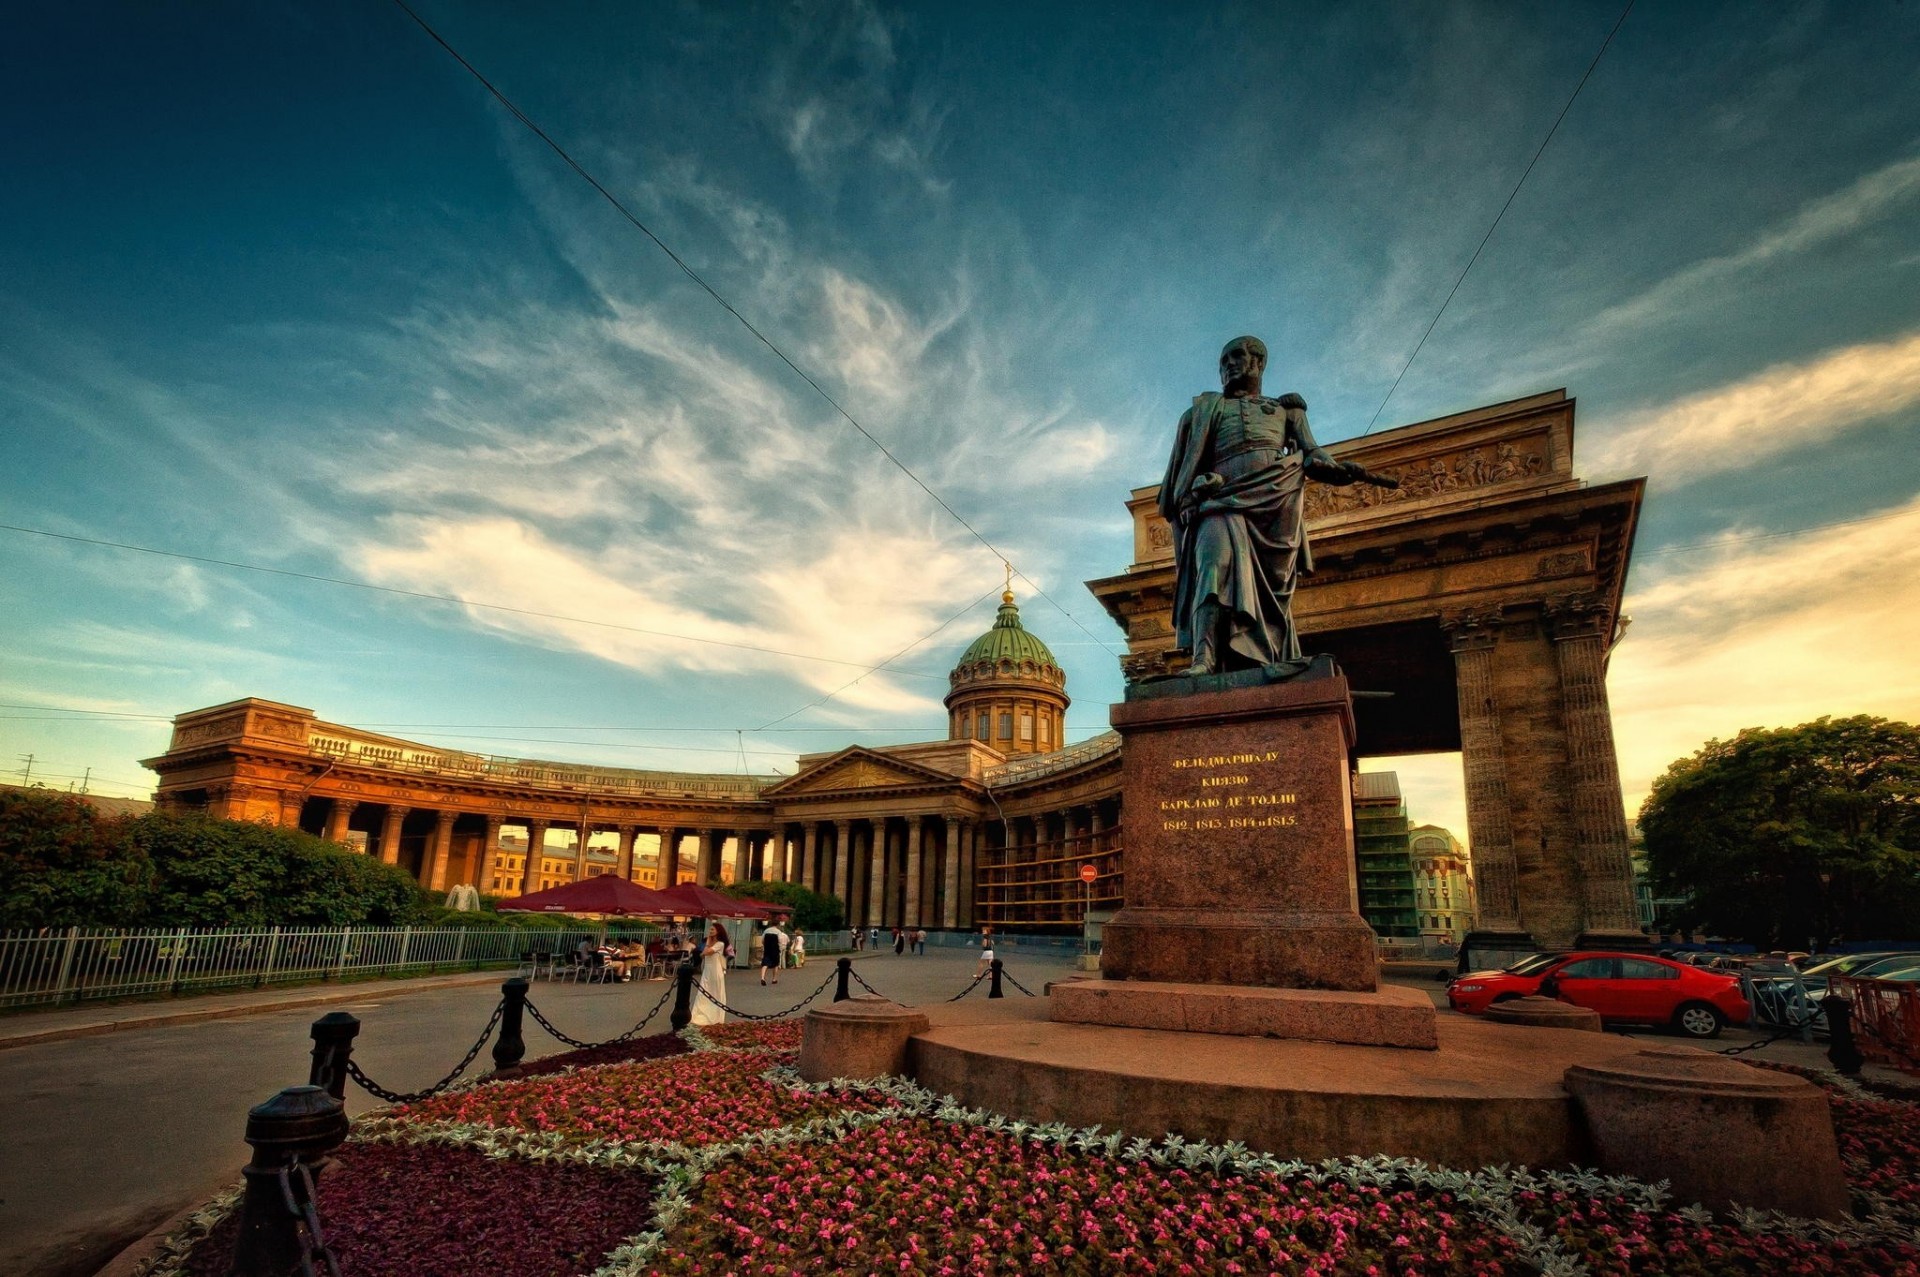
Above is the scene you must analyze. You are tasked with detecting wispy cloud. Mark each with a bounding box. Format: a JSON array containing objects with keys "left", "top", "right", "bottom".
[
  {"left": 1587, "top": 152, "right": 1920, "bottom": 338},
  {"left": 1590, "top": 328, "right": 1920, "bottom": 486},
  {"left": 1609, "top": 492, "right": 1920, "bottom": 814}
]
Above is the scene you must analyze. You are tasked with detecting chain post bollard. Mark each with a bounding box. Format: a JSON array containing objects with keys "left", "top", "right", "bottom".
[
  {"left": 1825, "top": 995, "right": 1864, "bottom": 1076},
  {"left": 989, "top": 958, "right": 1005, "bottom": 999},
  {"left": 307, "top": 1012, "right": 360, "bottom": 1103},
  {"left": 230, "top": 1085, "right": 348, "bottom": 1276},
  {"left": 834, "top": 956, "right": 853, "bottom": 1002},
  {"left": 670, "top": 955, "right": 697, "bottom": 1031},
  {"left": 490, "top": 977, "right": 529, "bottom": 1074}
]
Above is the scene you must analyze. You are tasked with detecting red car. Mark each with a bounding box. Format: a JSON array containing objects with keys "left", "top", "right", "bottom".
[{"left": 1447, "top": 951, "right": 1750, "bottom": 1038}]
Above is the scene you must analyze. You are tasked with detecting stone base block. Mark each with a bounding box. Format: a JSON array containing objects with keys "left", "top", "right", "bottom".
[
  {"left": 1051, "top": 979, "right": 1437, "bottom": 1049},
  {"left": 1100, "top": 908, "right": 1379, "bottom": 992},
  {"left": 1565, "top": 1046, "right": 1850, "bottom": 1220},
  {"left": 799, "top": 997, "right": 930, "bottom": 1083},
  {"left": 1486, "top": 996, "right": 1603, "bottom": 1032}
]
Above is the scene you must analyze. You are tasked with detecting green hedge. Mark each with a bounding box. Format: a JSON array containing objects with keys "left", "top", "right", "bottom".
[
  {"left": 0, "top": 789, "right": 432, "bottom": 929},
  {"left": 719, "top": 879, "right": 845, "bottom": 933}
]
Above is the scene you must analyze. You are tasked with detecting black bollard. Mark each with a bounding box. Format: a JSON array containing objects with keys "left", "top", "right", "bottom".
[
  {"left": 988, "top": 958, "right": 1005, "bottom": 999},
  {"left": 307, "top": 1011, "right": 360, "bottom": 1102},
  {"left": 492, "top": 977, "right": 529, "bottom": 1074},
  {"left": 669, "top": 955, "right": 697, "bottom": 1031},
  {"left": 1825, "top": 996, "right": 1864, "bottom": 1076},
  {"left": 230, "top": 1085, "right": 348, "bottom": 1276},
  {"left": 834, "top": 956, "right": 852, "bottom": 1002}
]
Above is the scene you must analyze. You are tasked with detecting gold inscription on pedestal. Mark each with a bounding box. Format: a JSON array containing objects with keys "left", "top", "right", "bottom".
[
  {"left": 1171, "top": 751, "right": 1280, "bottom": 770},
  {"left": 1200, "top": 774, "right": 1249, "bottom": 788}
]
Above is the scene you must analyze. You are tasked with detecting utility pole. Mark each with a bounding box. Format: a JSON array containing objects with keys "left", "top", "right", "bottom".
[
  {"left": 17, "top": 754, "right": 34, "bottom": 784},
  {"left": 78, "top": 767, "right": 91, "bottom": 795}
]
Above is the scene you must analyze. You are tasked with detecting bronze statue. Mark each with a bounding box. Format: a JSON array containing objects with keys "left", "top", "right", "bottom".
[{"left": 1159, "top": 336, "right": 1396, "bottom": 678}]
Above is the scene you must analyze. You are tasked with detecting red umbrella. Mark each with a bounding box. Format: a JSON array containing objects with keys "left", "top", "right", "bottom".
[
  {"left": 652, "top": 882, "right": 774, "bottom": 918},
  {"left": 496, "top": 875, "right": 681, "bottom": 916}
]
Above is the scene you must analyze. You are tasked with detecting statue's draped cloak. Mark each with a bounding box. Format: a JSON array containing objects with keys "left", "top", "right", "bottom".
[{"left": 1158, "top": 390, "right": 1315, "bottom": 671}]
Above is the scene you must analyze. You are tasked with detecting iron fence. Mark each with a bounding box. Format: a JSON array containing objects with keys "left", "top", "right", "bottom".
[
  {"left": 1833, "top": 974, "right": 1920, "bottom": 1074},
  {"left": 0, "top": 925, "right": 659, "bottom": 1010}
]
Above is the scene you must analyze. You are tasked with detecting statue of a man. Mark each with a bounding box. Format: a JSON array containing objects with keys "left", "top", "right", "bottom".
[{"left": 1159, "top": 336, "right": 1394, "bottom": 677}]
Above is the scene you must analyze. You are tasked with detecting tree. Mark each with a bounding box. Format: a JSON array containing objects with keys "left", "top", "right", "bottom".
[
  {"left": 1639, "top": 716, "right": 1920, "bottom": 950},
  {"left": 720, "top": 880, "right": 845, "bottom": 933},
  {"left": 0, "top": 789, "right": 152, "bottom": 928}
]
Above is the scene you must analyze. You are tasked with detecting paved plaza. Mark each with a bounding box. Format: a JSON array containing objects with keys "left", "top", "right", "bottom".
[{"left": 0, "top": 947, "right": 1074, "bottom": 1277}]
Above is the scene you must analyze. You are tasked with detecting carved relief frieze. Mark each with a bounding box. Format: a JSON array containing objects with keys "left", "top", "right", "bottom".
[
  {"left": 1304, "top": 438, "right": 1549, "bottom": 520},
  {"left": 254, "top": 716, "right": 309, "bottom": 743},
  {"left": 1544, "top": 592, "right": 1611, "bottom": 641},
  {"left": 1536, "top": 550, "right": 1589, "bottom": 577},
  {"left": 172, "top": 716, "right": 244, "bottom": 749}
]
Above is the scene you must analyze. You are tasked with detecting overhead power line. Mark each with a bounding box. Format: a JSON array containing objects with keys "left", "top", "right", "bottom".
[
  {"left": 0, "top": 523, "right": 946, "bottom": 679},
  {"left": 385, "top": 0, "right": 1121, "bottom": 658},
  {"left": 1360, "top": 0, "right": 1635, "bottom": 437}
]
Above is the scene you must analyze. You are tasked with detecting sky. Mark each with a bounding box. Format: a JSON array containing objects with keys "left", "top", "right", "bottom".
[{"left": 2, "top": 1, "right": 1918, "bottom": 843}]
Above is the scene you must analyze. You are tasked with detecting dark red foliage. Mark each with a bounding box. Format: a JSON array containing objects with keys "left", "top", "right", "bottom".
[
  {"left": 181, "top": 1140, "right": 657, "bottom": 1277},
  {"left": 511, "top": 1031, "right": 692, "bottom": 1079}
]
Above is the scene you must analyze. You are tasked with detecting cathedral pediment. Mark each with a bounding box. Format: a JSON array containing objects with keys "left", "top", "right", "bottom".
[{"left": 764, "top": 748, "right": 957, "bottom": 797}]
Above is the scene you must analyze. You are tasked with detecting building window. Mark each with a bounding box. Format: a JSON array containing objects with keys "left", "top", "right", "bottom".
[
  {"left": 976, "top": 712, "right": 988, "bottom": 739},
  {"left": 998, "top": 712, "right": 1013, "bottom": 739},
  {"left": 1019, "top": 713, "right": 1034, "bottom": 742},
  {"left": 1039, "top": 716, "right": 1050, "bottom": 744}
]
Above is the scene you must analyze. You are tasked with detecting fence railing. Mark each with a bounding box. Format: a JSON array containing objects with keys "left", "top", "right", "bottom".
[
  {"left": 1833, "top": 975, "right": 1920, "bottom": 1074},
  {"left": 0, "top": 925, "right": 659, "bottom": 1010}
]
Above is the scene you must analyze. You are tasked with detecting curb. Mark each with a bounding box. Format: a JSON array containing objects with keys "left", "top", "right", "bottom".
[{"left": 0, "top": 971, "right": 506, "bottom": 1052}]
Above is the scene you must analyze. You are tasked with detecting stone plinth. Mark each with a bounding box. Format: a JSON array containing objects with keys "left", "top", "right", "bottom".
[
  {"left": 1052, "top": 979, "right": 1437, "bottom": 1049},
  {"left": 1486, "top": 996, "right": 1602, "bottom": 1032},
  {"left": 1100, "top": 673, "right": 1376, "bottom": 992},
  {"left": 799, "top": 997, "right": 930, "bottom": 1083},
  {"left": 908, "top": 996, "right": 1650, "bottom": 1169},
  {"left": 1564, "top": 1047, "right": 1850, "bottom": 1220}
]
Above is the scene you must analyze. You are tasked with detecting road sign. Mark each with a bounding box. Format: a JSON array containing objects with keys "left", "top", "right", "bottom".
[{"left": 1079, "top": 863, "right": 1098, "bottom": 883}]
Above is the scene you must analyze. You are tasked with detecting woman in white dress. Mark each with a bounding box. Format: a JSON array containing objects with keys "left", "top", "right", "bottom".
[{"left": 690, "top": 921, "right": 729, "bottom": 1026}]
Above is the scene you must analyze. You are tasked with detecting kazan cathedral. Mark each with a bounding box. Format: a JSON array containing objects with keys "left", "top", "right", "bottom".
[{"left": 143, "top": 590, "right": 1122, "bottom": 935}]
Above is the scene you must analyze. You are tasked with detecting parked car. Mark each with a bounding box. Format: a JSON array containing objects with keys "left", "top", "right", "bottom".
[{"left": 1447, "top": 951, "right": 1749, "bottom": 1038}]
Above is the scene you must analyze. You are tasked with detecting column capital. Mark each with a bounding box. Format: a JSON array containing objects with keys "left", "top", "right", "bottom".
[
  {"left": 1543, "top": 592, "right": 1612, "bottom": 642},
  {"left": 435, "top": 808, "right": 459, "bottom": 829},
  {"left": 1440, "top": 608, "right": 1503, "bottom": 652}
]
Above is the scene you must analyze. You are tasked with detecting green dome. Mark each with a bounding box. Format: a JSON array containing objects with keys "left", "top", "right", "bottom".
[{"left": 955, "top": 592, "right": 1060, "bottom": 672}]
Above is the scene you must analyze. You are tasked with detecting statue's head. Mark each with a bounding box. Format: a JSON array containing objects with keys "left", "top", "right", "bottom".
[{"left": 1218, "top": 335, "right": 1267, "bottom": 389}]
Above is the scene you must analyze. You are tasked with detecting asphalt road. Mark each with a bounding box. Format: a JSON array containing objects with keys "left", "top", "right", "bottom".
[{"left": 0, "top": 946, "right": 1069, "bottom": 1277}]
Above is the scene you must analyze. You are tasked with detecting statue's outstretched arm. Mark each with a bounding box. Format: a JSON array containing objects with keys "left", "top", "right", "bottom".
[{"left": 1285, "top": 394, "right": 1399, "bottom": 490}]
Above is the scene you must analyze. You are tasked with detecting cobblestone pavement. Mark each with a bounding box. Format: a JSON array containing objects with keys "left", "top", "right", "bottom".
[{"left": 0, "top": 945, "right": 1073, "bottom": 1277}]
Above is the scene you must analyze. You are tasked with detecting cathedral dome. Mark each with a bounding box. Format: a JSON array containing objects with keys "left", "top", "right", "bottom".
[
  {"left": 954, "top": 592, "right": 1062, "bottom": 674},
  {"left": 946, "top": 591, "right": 1069, "bottom": 755}
]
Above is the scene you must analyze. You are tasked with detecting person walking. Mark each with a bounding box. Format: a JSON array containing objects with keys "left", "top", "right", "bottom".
[
  {"left": 691, "top": 922, "right": 729, "bottom": 1026},
  {"left": 914, "top": 927, "right": 927, "bottom": 955},
  {"left": 760, "top": 921, "right": 786, "bottom": 986},
  {"left": 893, "top": 927, "right": 906, "bottom": 956},
  {"left": 790, "top": 931, "right": 807, "bottom": 968},
  {"left": 976, "top": 926, "right": 996, "bottom": 979}
]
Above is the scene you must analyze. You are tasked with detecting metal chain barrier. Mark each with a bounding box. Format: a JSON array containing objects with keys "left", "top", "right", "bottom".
[
  {"left": 846, "top": 966, "right": 890, "bottom": 999},
  {"left": 275, "top": 1158, "right": 343, "bottom": 1277},
  {"left": 688, "top": 969, "right": 838, "bottom": 1021},
  {"left": 524, "top": 980, "right": 678, "bottom": 1051},
  {"left": 946, "top": 970, "right": 988, "bottom": 1002},
  {"left": 344, "top": 999, "right": 503, "bottom": 1104},
  {"left": 1715, "top": 1015, "right": 1821, "bottom": 1058},
  {"left": 998, "top": 967, "right": 1040, "bottom": 997}
]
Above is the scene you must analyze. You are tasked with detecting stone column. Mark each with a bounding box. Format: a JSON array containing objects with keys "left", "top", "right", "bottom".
[
  {"left": 477, "top": 816, "right": 504, "bottom": 893},
  {"left": 904, "top": 818, "right": 924, "bottom": 929},
  {"left": 277, "top": 791, "right": 304, "bottom": 829},
  {"left": 378, "top": 806, "right": 408, "bottom": 866},
  {"left": 698, "top": 829, "right": 721, "bottom": 884},
  {"left": 525, "top": 821, "right": 550, "bottom": 893},
  {"left": 563, "top": 823, "right": 584, "bottom": 883},
  {"left": 736, "top": 828, "right": 753, "bottom": 882},
  {"left": 323, "top": 800, "right": 357, "bottom": 847},
  {"left": 865, "top": 822, "right": 886, "bottom": 928},
  {"left": 801, "top": 822, "right": 818, "bottom": 893},
  {"left": 427, "top": 810, "right": 457, "bottom": 890},
  {"left": 1444, "top": 614, "right": 1525, "bottom": 938},
  {"left": 959, "top": 821, "right": 979, "bottom": 929},
  {"left": 765, "top": 828, "right": 785, "bottom": 883},
  {"left": 616, "top": 825, "right": 637, "bottom": 881},
  {"left": 832, "top": 821, "right": 851, "bottom": 904},
  {"left": 942, "top": 816, "right": 962, "bottom": 928},
  {"left": 1548, "top": 598, "right": 1644, "bottom": 941}
]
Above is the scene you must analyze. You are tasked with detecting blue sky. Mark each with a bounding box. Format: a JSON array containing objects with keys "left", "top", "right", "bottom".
[{"left": 3, "top": 1, "right": 1918, "bottom": 837}]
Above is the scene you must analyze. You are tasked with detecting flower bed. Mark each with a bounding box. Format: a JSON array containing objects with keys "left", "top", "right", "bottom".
[
  {"left": 656, "top": 1117, "right": 1530, "bottom": 1276},
  {"left": 154, "top": 1031, "right": 1920, "bottom": 1277},
  {"left": 512, "top": 1033, "right": 692, "bottom": 1079},
  {"left": 391, "top": 1048, "right": 887, "bottom": 1152},
  {"left": 692, "top": 1020, "right": 803, "bottom": 1051},
  {"left": 176, "top": 1140, "right": 658, "bottom": 1277}
]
